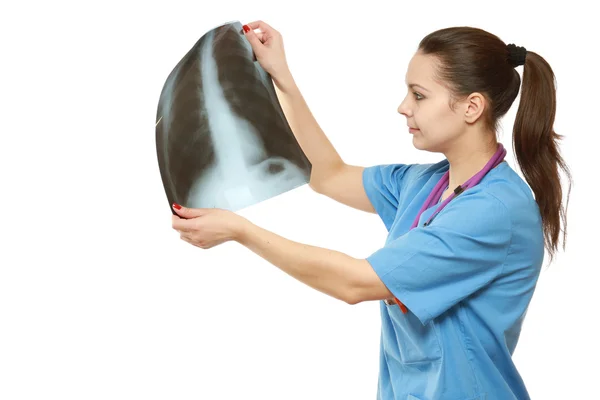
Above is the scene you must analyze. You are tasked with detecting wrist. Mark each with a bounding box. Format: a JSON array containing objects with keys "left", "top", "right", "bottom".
[
  {"left": 233, "top": 217, "right": 254, "bottom": 244},
  {"left": 273, "top": 69, "right": 297, "bottom": 93}
]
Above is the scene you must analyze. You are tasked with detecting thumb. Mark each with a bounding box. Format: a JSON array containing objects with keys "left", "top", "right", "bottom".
[
  {"left": 242, "top": 24, "right": 264, "bottom": 54},
  {"left": 172, "top": 203, "right": 210, "bottom": 218}
]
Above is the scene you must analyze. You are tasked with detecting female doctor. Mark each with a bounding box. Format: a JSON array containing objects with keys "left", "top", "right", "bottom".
[{"left": 172, "top": 21, "right": 572, "bottom": 400}]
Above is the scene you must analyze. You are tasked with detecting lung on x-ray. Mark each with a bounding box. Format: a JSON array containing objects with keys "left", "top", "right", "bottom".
[{"left": 156, "top": 20, "right": 312, "bottom": 214}]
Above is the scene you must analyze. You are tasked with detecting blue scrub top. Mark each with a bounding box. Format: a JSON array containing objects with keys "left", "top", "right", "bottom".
[{"left": 362, "top": 159, "right": 544, "bottom": 400}]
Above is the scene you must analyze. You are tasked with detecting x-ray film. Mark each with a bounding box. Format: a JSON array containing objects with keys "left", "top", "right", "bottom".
[{"left": 156, "top": 20, "right": 312, "bottom": 214}]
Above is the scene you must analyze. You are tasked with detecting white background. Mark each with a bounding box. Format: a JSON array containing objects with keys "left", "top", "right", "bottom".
[{"left": 1, "top": 1, "right": 597, "bottom": 399}]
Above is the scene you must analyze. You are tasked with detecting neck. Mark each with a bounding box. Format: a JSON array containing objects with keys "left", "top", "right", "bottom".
[{"left": 444, "top": 138, "right": 499, "bottom": 190}]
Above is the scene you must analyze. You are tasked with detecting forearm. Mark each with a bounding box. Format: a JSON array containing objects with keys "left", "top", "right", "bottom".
[
  {"left": 273, "top": 71, "right": 345, "bottom": 184},
  {"left": 235, "top": 219, "right": 362, "bottom": 304}
]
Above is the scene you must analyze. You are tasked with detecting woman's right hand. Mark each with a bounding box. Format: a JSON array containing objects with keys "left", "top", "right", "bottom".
[{"left": 242, "top": 21, "right": 292, "bottom": 87}]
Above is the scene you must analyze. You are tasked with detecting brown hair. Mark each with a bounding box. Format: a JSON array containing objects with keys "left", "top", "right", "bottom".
[{"left": 418, "top": 27, "right": 572, "bottom": 263}]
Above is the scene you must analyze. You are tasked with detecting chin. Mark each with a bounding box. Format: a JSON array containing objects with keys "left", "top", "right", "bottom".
[
  {"left": 412, "top": 136, "right": 442, "bottom": 153},
  {"left": 412, "top": 135, "right": 428, "bottom": 151}
]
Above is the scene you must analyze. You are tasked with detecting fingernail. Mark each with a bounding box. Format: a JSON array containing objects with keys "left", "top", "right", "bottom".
[
  {"left": 173, "top": 203, "right": 181, "bottom": 210},
  {"left": 243, "top": 25, "right": 251, "bottom": 33}
]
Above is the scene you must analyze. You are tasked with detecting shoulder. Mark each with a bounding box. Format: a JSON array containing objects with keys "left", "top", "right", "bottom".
[
  {"left": 479, "top": 162, "right": 541, "bottom": 223},
  {"left": 445, "top": 162, "right": 538, "bottom": 213},
  {"left": 438, "top": 162, "right": 543, "bottom": 251},
  {"left": 483, "top": 162, "right": 545, "bottom": 256},
  {"left": 437, "top": 186, "right": 513, "bottom": 235}
]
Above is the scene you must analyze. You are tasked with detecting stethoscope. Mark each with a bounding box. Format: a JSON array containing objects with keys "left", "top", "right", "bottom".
[{"left": 388, "top": 143, "right": 507, "bottom": 313}]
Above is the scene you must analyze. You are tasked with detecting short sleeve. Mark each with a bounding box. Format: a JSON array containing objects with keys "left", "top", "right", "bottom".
[
  {"left": 362, "top": 164, "right": 414, "bottom": 231},
  {"left": 365, "top": 190, "right": 512, "bottom": 326}
]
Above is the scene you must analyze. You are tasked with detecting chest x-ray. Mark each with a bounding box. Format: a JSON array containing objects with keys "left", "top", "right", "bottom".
[{"left": 156, "top": 20, "right": 312, "bottom": 215}]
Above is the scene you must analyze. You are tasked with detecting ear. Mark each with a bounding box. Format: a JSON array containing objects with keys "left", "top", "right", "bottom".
[{"left": 464, "top": 92, "right": 486, "bottom": 124}]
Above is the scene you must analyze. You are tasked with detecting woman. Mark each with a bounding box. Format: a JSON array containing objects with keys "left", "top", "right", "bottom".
[{"left": 172, "top": 20, "right": 571, "bottom": 400}]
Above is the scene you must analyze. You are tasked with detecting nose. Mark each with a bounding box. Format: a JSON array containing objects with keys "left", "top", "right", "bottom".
[{"left": 397, "top": 95, "right": 412, "bottom": 117}]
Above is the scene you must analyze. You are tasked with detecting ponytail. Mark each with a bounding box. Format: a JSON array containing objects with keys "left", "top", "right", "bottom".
[{"left": 512, "top": 51, "right": 572, "bottom": 262}]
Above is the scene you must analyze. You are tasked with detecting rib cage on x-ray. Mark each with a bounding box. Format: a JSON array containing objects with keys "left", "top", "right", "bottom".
[{"left": 156, "top": 21, "right": 312, "bottom": 214}]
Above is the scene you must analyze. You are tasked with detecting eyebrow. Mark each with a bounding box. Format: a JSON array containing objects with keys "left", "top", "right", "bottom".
[{"left": 407, "top": 83, "right": 430, "bottom": 93}]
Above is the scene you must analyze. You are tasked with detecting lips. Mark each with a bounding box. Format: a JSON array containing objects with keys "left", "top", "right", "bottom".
[{"left": 408, "top": 127, "right": 420, "bottom": 133}]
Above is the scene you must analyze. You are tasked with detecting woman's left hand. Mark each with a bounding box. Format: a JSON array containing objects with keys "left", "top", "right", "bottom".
[{"left": 171, "top": 203, "right": 248, "bottom": 249}]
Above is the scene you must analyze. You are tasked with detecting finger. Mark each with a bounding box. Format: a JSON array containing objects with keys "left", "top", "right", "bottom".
[
  {"left": 172, "top": 217, "right": 196, "bottom": 233},
  {"left": 172, "top": 203, "right": 211, "bottom": 218},
  {"left": 243, "top": 25, "right": 265, "bottom": 51},
  {"left": 180, "top": 234, "right": 195, "bottom": 246},
  {"left": 247, "top": 31, "right": 267, "bottom": 48},
  {"left": 245, "top": 20, "right": 277, "bottom": 35},
  {"left": 181, "top": 233, "right": 206, "bottom": 249},
  {"left": 172, "top": 215, "right": 181, "bottom": 230},
  {"left": 256, "top": 31, "right": 266, "bottom": 43}
]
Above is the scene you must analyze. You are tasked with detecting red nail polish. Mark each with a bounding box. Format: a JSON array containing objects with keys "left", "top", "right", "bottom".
[
  {"left": 173, "top": 203, "right": 181, "bottom": 210},
  {"left": 243, "top": 25, "right": 251, "bottom": 33}
]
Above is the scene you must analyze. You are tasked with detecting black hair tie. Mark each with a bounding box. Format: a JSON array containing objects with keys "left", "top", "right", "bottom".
[{"left": 506, "top": 43, "right": 527, "bottom": 67}]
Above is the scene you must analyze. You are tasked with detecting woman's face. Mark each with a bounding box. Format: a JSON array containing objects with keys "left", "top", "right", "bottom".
[{"left": 398, "top": 52, "right": 468, "bottom": 153}]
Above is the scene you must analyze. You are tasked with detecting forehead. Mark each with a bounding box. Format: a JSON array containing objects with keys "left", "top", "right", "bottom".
[{"left": 405, "top": 52, "right": 441, "bottom": 90}]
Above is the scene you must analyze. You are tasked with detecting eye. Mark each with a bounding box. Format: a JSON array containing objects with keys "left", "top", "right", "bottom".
[{"left": 413, "top": 92, "right": 424, "bottom": 101}]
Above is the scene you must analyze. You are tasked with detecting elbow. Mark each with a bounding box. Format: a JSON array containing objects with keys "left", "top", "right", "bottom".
[
  {"left": 345, "top": 259, "right": 392, "bottom": 305},
  {"left": 346, "top": 281, "right": 369, "bottom": 305},
  {"left": 344, "top": 271, "right": 366, "bottom": 305},
  {"left": 345, "top": 294, "right": 361, "bottom": 306},
  {"left": 343, "top": 288, "right": 357, "bottom": 305},
  {"left": 346, "top": 288, "right": 367, "bottom": 305}
]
